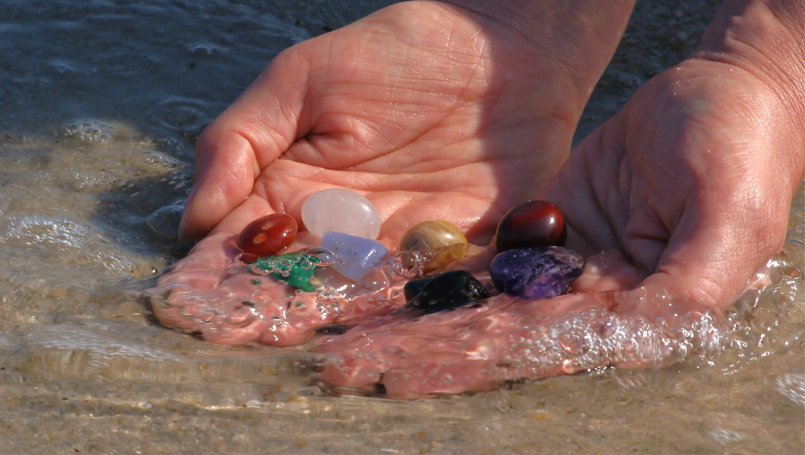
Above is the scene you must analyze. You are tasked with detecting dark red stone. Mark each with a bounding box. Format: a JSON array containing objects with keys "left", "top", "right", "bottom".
[
  {"left": 237, "top": 214, "right": 298, "bottom": 262},
  {"left": 239, "top": 253, "right": 260, "bottom": 264},
  {"left": 495, "top": 201, "right": 566, "bottom": 252}
]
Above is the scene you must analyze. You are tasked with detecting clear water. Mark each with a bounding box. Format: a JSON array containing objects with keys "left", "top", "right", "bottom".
[{"left": 0, "top": 0, "right": 802, "bottom": 453}]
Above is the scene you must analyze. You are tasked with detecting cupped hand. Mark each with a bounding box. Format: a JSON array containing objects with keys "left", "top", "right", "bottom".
[
  {"left": 178, "top": 1, "right": 600, "bottom": 244},
  {"left": 543, "top": 58, "right": 804, "bottom": 310},
  {"left": 165, "top": 1, "right": 805, "bottom": 398},
  {"left": 314, "top": 59, "right": 804, "bottom": 398}
]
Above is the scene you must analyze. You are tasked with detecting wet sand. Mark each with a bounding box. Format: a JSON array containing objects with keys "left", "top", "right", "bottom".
[{"left": 0, "top": 0, "right": 802, "bottom": 453}]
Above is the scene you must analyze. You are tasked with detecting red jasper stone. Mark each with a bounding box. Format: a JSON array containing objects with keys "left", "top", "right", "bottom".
[
  {"left": 239, "top": 253, "right": 261, "bottom": 264},
  {"left": 237, "top": 214, "right": 298, "bottom": 262},
  {"left": 495, "top": 200, "right": 567, "bottom": 252}
]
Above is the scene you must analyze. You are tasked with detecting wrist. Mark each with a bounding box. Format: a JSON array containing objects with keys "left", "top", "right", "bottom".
[
  {"left": 692, "top": 0, "right": 805, "bottom": 183},
  {"left": 434, "top": 0, "right": 636, "bottom": 115}
]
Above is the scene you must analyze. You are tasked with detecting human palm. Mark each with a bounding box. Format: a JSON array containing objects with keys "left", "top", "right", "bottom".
[
  {"left": 312, "top": 61, "right": 800, "bottom": 397},
  {"left": 178, "top": 1, "right": 588, "bottom": 243},
  {"left": 543, "top": 59, "right": 798, "bottom": 310},
  {"left": 163, "top": 2, "right": 804, "bottom": 396}
]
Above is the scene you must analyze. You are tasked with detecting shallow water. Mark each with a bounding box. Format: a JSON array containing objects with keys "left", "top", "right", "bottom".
[{"left": 0, "top": 0, "right": 803, "bottom": 453}]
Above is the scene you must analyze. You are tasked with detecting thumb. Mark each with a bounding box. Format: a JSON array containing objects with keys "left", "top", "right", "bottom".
[{"left": 178, "top": 46, "right": 314, "bottom": 240}]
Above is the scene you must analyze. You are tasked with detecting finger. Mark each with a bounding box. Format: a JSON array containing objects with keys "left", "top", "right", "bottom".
[
  {"left": 639, "top": 148, "right": 791, "bottom": 308},
  {"left": 208, "top": 194, "right": 278, "bottom": 236},
  {"left": 541, "top": 120, "right": 631, "bottom": 256},
  {"left": 640, "top": 195, "right": 788, "bottom": 308},
  {"left": 178, "top": 46, "right": 314, "bottom": 240},
  {"left": 571, "top": 248, "right": 647, "bottom": 293}
]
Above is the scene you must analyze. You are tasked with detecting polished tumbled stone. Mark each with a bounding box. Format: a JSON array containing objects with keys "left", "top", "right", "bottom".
[
  {"left": 321, "top": 231, "right": 388, "bottom": 282},
  {"left": 403, "top": 270, "right": 488, "bottom": 314},
  {"left": 399, "top": 220, "right": 468, "bottom": 272},
  {"left": 495, "top": 200, "right": 567, "bottom": 252},
  {"left": 490, "top": 246, "right": 583, "bottom": 300},
  {"left": 238, "top": 213, "right": 297, "bottom": 261},
  {"left": 301, "top": 189, "right": 381, "bottom": 239},
  {"left": 252, "top": 252, "right": 321, "bottom": 292}
]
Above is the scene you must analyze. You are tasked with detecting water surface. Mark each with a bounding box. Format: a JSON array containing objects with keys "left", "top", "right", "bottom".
[{"left": 0, "top": 0, "right": 802, "bottom": 453}]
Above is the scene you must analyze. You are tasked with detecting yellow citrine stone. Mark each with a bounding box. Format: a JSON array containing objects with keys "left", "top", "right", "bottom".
[{"left": 399, "top": 220, "right": 468, "bottom": 272}]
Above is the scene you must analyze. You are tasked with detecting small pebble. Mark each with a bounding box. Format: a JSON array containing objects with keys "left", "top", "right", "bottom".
[
  {"left": 238, "top": 213, "right": 297, "bottom": 261},
  {"left": 251, "top": 252, "right": 321, "bottom": 292},
  {"left": 399, "top": 220, "right": 468, "bottom": 272},
  {"left": 403, "top": 275, "right": 435, "bottom": 301},
  {"left": 301, "top": 189, "right": 381, "bottom": 239},
  {"left": 321, "top": 231, "right": 388, "bottom": 282},
  {"left": 495, "top": 200, "right": 566, "bottom": 252},
  {"left": 490, "top": 246, "right": 583, "bottom": 300},
  {"left": 403, "top": 270, "right": 488, "bottom": 314}
]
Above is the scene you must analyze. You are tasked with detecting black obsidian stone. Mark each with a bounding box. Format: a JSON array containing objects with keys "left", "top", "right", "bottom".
[
  {"left": 403, "top": 275, "right": 435, "bottom": 301},
  {"left": 403, "top": 270, "right": 488, "bottom": 314}
]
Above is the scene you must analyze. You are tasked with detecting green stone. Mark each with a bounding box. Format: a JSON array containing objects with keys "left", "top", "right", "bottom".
[{"left": 252, "top": 252, "right": 322, "bottom": 292}]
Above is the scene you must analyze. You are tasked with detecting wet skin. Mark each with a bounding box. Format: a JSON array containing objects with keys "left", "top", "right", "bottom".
[
  {"left": 152, "top": 233, "right": 775, "bottom": 398},
  {"left": 166, "top": 0, "right": 805, "bottom": 397}
]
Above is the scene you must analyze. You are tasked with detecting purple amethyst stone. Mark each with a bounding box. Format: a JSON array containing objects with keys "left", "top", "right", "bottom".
[{"left": 490, "top": 246, "right": 584, "bottom": 300}]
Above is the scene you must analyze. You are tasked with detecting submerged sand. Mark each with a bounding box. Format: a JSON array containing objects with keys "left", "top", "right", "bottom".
[{"left": 0, "top": 0, "right": 802, "bottom": 453}]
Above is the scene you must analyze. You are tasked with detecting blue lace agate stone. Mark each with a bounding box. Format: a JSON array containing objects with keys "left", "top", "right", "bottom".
[
  {"left": 490, "top": 246, "right": 584, "bottom": 300},
  {"left": 321, "top": 231, "right": 388, "bottom": 282}
]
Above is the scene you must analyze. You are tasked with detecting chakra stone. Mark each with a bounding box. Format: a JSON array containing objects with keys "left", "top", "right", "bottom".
[
  {"left": 321, "top": 231, "right": 388, "bottom": 282},
  {"left": 404, "top": 270, "right": 488, "bottom": 314},
  {"left": 252, "top": 252, "right": 321, "bottom": 292},
  {"left": 403, "top": 275, "right": 435, "bottom": 301},
  {"left": 399, "top": 220, "right": 468, "bottom": 272},
  {"left": 490, "top": 246, "right": 583, "bottom": 300},
  {"left": 495, "top": 200, "right": 567, "bottom": 252},
  {"left": 238, "top": 214, "right": 297, "bottom": 262},
  {"left": 301, "top": 189, "right": 381, "bottom": 239}
]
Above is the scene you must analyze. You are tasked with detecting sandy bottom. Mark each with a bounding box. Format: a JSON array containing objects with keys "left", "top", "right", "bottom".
[{"left": 0, "top": 0, "right": 802, "bottom": 453}]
